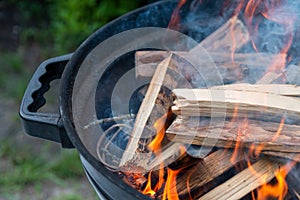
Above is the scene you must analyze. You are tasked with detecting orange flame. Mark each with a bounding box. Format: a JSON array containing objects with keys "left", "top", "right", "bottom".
[
  {"left": 256, "top": 166, "right": 289, "bottom": 200},
  {"left": 231, "top": 118, "right": 248, "bottom": 163},
  {"left": 142, "top": 112, "right": 184, "bottom": 199},
  {"left": 142, "top": 171, "right": 156, "bottom": 197},
  {"left": 142, "top": 0, "right": 297, "bottom": 199},
  {"left": 143, "top": 113, "right": 168, "bottom": 196},
  {"left": 271, "top": 117, "right": 285, "bottom": 142},
  {"left": 162, "top": 168, "right": 181, "bottom": 200},
  {"left": 154, "top": 162, "right": 165, "bottom": 192},
  {"left": 248, "top": 116, "right": 285, "bottom": 159},
  {"left": 244, "top": 0, "right": 293, "bottom": 73},
  {"left": 148, "top": 112, "right": 168, "bottom": 153},
  {"left": 168, "top": 0, "right": 187, "bottom": 30}
]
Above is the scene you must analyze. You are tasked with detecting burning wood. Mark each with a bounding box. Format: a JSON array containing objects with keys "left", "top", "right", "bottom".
[
  {"left": 263, "top": 151, "right": 300, "bottom": 163},
  {"left": 210, "top": 83, "right": 300, "bottom": 96},
  {"left": 167, "top": 117, "right": 300, "bottom": 154},
  {"left": 119, "top": 11, "right": 300, "bottom": 199},
  {"left": 119, "top": 54, "right": 174, "bottom": 167},
  {"left": 199, "top": 157, "right": 283, "bottom": 200},
  {"left": 135, "top": 51, "right": 286, "bottom": 83},
  {"left": 175, "top": 149, "right": 244, "bottom": 197},
  {"left": 171, "top": 88, "right": 300, "bottom": 122},
  {"left": 192, "top": 15, "right": 249, "bottom": 52},
  {"left": 135, "top": 16, "right": 252, "bottom": 87}
]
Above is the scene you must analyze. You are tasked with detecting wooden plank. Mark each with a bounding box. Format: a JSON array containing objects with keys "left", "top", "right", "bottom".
[
  {"left": 166, "top": 117, "right": 300, "bottom": 153},
  {"left": 198, "top": 158, "right": 282, "bottom": 200},
  {"left": 191, "top": 15, "right": 249, "bottom": 53},
  {"left": 119, "top": 54, "right": 173, "bottom": 167},
  {"left": 135, "top": 51, "right": 285, "bottom": 78},
  {"left": 135, "top": 16, "right": 251, "bottom": 86},
  {"left": 210, "top": 84, "right": 300, "bottom": 96},
  {"left": 263, "top": 151, "right": 300, "bottom": 162},
  {"left": 175, "top": 150, "right": 244, "bottom": 197},
  {"left": 171, "top": 89, "right": 300, "bottom": 123},
  {"left": 146, "top": 143, "right": 182, "bottom": 171}
]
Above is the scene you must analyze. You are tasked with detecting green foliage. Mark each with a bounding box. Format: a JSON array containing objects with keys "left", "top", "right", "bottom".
[
  {"left": 51, "top": 0, "right": 145, "bottom": 53},
  {"left": 49, "top": 150, "right": 84, "bottom": 178},
  {"left": 50, "top": 194, "right": 82, "bottom": 200},
  {"left": 7, "top": 0, "right": 147, "bottom": 53},
  {"left": 0, "top": 140, "right": 83, "bottom": 192},
  {"left": 0, "top": 141, "right": 52, "bottom": 190},
  {"left": 0, "top": 51, "right": 30, "bottom": 101},
  {"left": 7, "top": 0, "right": 53, "bottom": 45}
]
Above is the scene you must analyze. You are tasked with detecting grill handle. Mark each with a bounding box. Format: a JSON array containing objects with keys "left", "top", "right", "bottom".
[{"left": 20, "top": 54, "right": 74, "bottom": 148}]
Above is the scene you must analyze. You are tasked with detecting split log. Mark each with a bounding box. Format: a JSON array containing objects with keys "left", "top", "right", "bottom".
[
  {"left": 135, "top": 16, "right": 250, "bottom": 86},
  {"left": 136, "top": 51, "right": 285, "bottom": 72},
  {"left": 119, "top": 54, "right": 173, "bottom": 167},
  {"left": 263, "top": 151, "right": 300, "bottom": 163},
  {"left": 210, "top": 83, "right": 300, "bottom": 96},
  {"left": 174, "top": 149, "right": 244, "bottom": 197},
  {"left": 135, "top": 51, "right": 285, "bottom": 83},
  {"left": 198, "top": 158, "right": 283, "bottom": 200},
  {"left": 166, "top": 117, "right": 300, "bottom": 153},
  {"left": 191, "top": 15, "right": 249, "bottom": 53},
  {"left": 146, "top": 143, "right": 182, "bottom": 171},
  {"left": 256, "top": 71, "right": 286, "bottom": 84},
  {"left": 171, "top": 88, "right": 300, "bottom": 123},
  {"left": 135, "top": 51, "right": 246, "bottom": 85}
]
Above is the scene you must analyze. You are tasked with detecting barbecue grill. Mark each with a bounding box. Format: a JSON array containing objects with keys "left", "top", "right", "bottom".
[{"left": 20, "top": 0, "right": 300, "bottom": 199}]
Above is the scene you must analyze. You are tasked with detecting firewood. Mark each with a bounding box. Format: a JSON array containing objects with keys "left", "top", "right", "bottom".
[
  {"left": 294, "top": 190, "right": 300, "bottom": 200},
  {"left": 198, "top": 158, "right": 283, "bottom": 200},
  {"left": 135, "top": 51, "right": 285, "bottom": 84},
  {"left": 256, "top": 71, "right": 286, "bottom": 84},
  {"left": 210, "top": 83, "right": 300, "bottom": 96},
  {"left": 135, "top": 51, "right": 245, "bottom": 85},
  {"left": 135, "top": 16, "right": 250, "bottom": 86},
  {"left": 171, "top": 88, "right": 300, "bottom": 123},
  {"left": 175, "top": 149, "right": 244, "bottom": 197},
  {"left": 166, "top": 117, "right": 300, "bottom": 153},
  {"left": 119, "top": 54, "right": 173, "bottom": 167},
  {"left": 191, "top": 15, "right": 249, "bottom": 53},
  {"left": 136, "top": 51, "right": 285, "bottom": 74},
  {"left": 263, "top": 151, "right": 300, "bottom": 162},
  {"left": 146, "top": 143, "right": 182, "bottom": 171}
]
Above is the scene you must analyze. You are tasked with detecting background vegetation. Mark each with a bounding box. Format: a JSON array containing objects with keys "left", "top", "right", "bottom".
[
  {"left": 11, "top": 0, "right": 147, "bottom": 54},
  {"left": 0, "top": 0, "right": 149, "bottom": 199}
]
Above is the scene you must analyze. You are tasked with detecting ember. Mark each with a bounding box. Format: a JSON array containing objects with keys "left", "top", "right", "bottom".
[{"left": 114, "top": 0, "right": 300, "bottom": 199}]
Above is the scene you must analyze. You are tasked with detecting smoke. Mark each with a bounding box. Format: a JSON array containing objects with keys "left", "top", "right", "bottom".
[{"left": 178, "top": 0, "right": 300, "bottom": 59}]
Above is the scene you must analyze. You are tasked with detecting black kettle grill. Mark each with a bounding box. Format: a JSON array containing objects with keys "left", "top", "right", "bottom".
[
  {"left": 19, "top": 0, "right": 300, "bottom": 199},
  {"left": 19, "top": 1, "right": 197, "bottom": 199}
]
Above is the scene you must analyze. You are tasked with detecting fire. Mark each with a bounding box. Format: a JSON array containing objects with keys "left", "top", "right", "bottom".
[
  {"left": 142, "top": 113, "right": 168, "bottom": 197},
  {"left": 229, "top": 104, "right": 247, "bottom": 164},
  {"left": 168, "top": 0, "right": 187, "bottom": 30},
  {"left": 143, "top": 171, "right": 156, "bottom": 197},
  {"left": 244, "top": 0, "right": 294, "bottom": 73},
  {"left": 136, "top": 0, "right": 299, "bottom": 199},
  {"left": 256, "top": 165, "right": 290, "bottom": 200},
  {"left": 148, "top": 113, "right": 168, "bottom": 153},
  {"left": 271, "top": 117, "right": 285, "bottom": 142},
  {"left": 230, "top": 15, "right": 238, "bottom": 62},
  {"left": 245, "top": 159, "right": 295, "bottom": 200},
  {"left": 162, "top": 168, "right": 181, "bottom": 200},
  {"left": 142, "top": 112, "right": 184, "bottom": 199}
]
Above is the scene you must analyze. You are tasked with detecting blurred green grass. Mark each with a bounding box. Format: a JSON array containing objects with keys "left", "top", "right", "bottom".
[
  {"left": 0, "top": 138, "right": 95, "bottom": 199},
  {"left": 0, "top": 0, "right": 148, "bottom": 199}
]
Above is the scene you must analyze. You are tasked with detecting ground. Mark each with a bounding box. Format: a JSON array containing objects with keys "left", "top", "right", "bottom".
[{"left": 0, "top": 2, "right": 97, "bottom": 200}]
